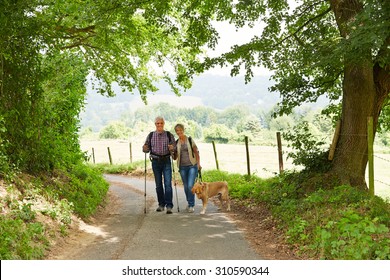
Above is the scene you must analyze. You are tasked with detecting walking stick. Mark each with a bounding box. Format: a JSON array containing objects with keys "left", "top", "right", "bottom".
[
  {"left": 144, "top": 152, "right": 147, "bottom": 214},
  {"left": 171, "top": 158, "right": 180, "bottom": 212}
]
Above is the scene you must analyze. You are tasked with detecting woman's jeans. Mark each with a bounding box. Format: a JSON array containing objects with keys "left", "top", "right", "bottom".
[
  {"left": 179, "top": 164, "right": 198, "bottom": 207},
  {"left": 151, "top": 157, "right": 173, "bottom": 208}
]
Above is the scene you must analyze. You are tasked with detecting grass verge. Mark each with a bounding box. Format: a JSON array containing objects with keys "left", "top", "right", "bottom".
[
  {"left": 202, "top": 170, "right": 390, "bottom": 259},
  {"left": 0, "top": 163, "right": 108, "bottom": 259},
  {"left": 1, "top": 161, "right": 388, "bottom": 260}
]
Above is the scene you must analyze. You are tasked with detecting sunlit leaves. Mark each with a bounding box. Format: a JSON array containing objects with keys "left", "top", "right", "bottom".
[{"left": 197, "top": 0, "right": 389, "bottom": 122}]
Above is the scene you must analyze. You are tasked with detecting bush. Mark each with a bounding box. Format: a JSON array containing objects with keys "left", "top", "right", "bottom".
[
  {"left": 283, "top": 121, "right": 332, "bottom": 173},
  {"left": 318, "top": 210, "right": 389, "bottom": 259},
  {"left": 0, "top": 116, "right": 11, "bottom": 175},
  {"left": 203, "top": 124, "right": 236, "bottom": 143},
  {"left": 99, "top": 121, "right": 132, "bottom": 140},
  {"left": 201, "top": 169, "right": 390, "bottom": 259},
  {"left": 0, "top": 162, "right": 110, "bottom": 259},
  {"left": 51, "top": 164, "right": 109, "bottom": 218},
  {"left": 0, "top": 216, "right": 48, "bottom": 260}
]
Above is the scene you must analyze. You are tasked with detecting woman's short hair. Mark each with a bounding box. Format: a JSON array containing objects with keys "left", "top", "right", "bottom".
[{"left": 174, "top": 123, "right": 185, "bottom": 130}]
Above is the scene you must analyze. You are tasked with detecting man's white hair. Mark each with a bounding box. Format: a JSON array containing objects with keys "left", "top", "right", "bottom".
[{"left": 155, "top": 116, "right": 165, "bottom": 123}]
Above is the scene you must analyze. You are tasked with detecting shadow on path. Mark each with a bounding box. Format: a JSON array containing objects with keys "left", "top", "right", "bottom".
[{"left": 48, "top": 174, "right": 262, "bottom": 260}]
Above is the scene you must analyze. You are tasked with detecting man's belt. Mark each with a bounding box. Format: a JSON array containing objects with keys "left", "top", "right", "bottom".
[{"left": 150, "top": 153, "right": 171, "bottom": 160}]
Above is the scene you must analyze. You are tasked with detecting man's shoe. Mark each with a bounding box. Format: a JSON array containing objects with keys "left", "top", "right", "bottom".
[
  {"left": 166, "top": 207, "right": 173, "bottom": 214},
  {"left": 156, "top": 206, "right": 164, "bottom": 212},
  {"left": 188, "top": 207, "right": 194, "bottom": 213}
]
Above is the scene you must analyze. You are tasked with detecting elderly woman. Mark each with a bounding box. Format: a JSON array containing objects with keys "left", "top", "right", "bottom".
[{"left": 172, "top": 123, "right": 201, "bottom": 213}]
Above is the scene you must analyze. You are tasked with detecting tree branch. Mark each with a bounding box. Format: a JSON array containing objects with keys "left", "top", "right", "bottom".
[
  {"left": 273, "top": 6, "right": 332, "bottom": 48},
  {"left": 374, "top": 34, "right": 390, "bottom": 99},
  {"left": 55, "top": 25, "right": 96, "bottom": 35},
  {"left": 296, "top": 0, "right": 329, "bottom": 18}
]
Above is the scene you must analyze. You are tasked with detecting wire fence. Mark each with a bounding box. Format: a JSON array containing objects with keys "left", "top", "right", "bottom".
[
  {"left": 372, "top": 154, "right": 390, "bottom": 199},
  {"left": 81, "top": 139, "right": 294, "bottom": 176},
  {"left": 81, "top": 131, "right": 390, "bottom": 199},
  {"left": 327, "top": 126, "right": 390, "bottom": 198}
]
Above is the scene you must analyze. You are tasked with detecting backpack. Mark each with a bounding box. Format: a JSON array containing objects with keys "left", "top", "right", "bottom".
[
  {"left": 147, "top": 131, "right": 195, "bottom": 157},
  {"left": 176, "top": 136, "right": 195, "bottom": 157},
  {"left": 147, "top": 131, "right": 174, "bottom": 146}
]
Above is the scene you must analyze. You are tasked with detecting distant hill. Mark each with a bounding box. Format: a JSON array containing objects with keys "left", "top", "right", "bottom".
[
  {"left": 179, "top": 74, "right": 278, "bottom": 110},
  {"left": 80, "top": 74, "right": 279, "bottom": 130},
  {"left": 80, "top": 73, "right": 330, "bottom": 132}
]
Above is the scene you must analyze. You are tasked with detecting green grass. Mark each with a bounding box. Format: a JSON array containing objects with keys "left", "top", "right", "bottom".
[
  {"left": 0, "top": 217, "right": 48, "bottom": 259},
  {"left": 1, "top": 161, "right": 388, "bottom": 260},
  {"left": 0, "top": 162, "right": 109, "bottom": 259},
  {"left": 89, "top": 160, "right": 145, "bottom": 174},
  {"left": 202, "top": 169, "right": 390, "bottom": 260}
]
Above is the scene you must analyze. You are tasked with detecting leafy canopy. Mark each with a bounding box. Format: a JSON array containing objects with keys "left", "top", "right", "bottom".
[
  {"left": 198, "top": 0, "right": 390, "bottom": 117},
  {"left": 26, "top": 0, "right": 237, "bottom": 101}
]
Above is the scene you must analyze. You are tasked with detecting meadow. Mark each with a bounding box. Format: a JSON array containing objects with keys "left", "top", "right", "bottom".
[{"left": 80, "top": 139, "right": 390, "bottom": 200}]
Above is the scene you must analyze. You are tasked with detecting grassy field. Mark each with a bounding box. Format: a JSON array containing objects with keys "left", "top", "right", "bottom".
[{"left": 80, "top": 139, "right": 390, "bottom": 199}]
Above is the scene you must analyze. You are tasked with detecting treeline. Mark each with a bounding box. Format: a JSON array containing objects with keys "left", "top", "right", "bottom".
[
  {"left": 80, "top": 102, "right": 332, "bottom": 145},
  {"left": 79, "top": 74, "right": 279, "bottom": 132},
  {"left": 81, "top": 101, "right": 390, "bottom": 155}
]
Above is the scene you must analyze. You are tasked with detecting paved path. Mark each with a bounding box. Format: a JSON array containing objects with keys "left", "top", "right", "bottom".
[{"left": 50, "top": 174, "right": 261, "bottom": 260}]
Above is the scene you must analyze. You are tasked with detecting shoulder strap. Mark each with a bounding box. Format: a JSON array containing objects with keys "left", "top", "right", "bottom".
[
  {"left": 147, "top": 132, "right": 153, "bottom": 144},
  {"left": 188, "top": 136, "right": 194, "bottom": 157},
  {"left": 175, "top": 136, "right": 195, "bottom": 157},
  {"left": 149, "top": 131, "right": 173, "bottom": 143},
  {"left": 166, "top": 131, "right": 173, "bottom": 143}
]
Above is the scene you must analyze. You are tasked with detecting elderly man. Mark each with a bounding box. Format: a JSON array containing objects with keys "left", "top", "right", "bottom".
[{"left": 142, "top": 117, "right": 176, "bottom": 214}]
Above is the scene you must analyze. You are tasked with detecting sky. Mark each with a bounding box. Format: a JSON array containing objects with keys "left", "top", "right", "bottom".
[
  {"left": 86, "top": 19, "right": 273, "bottom": 107},
  {"left": 204, "top": 20, "right": 272, "bottom": 77},
  {"left": 86, "top": 8, "right": 280, "bottom": 109}
]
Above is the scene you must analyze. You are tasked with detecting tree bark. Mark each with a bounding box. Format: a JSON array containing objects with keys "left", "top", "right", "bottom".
[
  {"left": 330, "top": 62, "right": 376, "bottom": 189},
  {"left": 329, "top": 0, "right": 390, "bottom": 189}
]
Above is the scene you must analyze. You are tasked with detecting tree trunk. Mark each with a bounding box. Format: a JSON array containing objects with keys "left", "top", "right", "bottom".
[
  {"left": 329, "top": 0, "right": 390, "bottom": 189},
  {"left": 330, "top": 63, "right": 377, "bottom": 189}
]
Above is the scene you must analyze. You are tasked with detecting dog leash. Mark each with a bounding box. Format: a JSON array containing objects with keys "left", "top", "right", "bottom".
[{"left": 198, "top": 169, "right": 203, "bottom": 183}]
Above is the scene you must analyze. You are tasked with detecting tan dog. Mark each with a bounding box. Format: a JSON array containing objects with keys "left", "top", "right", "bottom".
[{"left": 191, "top": 181, "right": 231, "bottom": 214}]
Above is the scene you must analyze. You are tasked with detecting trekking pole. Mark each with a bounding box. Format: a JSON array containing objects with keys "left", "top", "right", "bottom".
[
  {"left": 171, "top": 158, "right": 180, "bottom": 212},
  {"left": 144, "top": 152, "right": 147, "bottom": 214}
]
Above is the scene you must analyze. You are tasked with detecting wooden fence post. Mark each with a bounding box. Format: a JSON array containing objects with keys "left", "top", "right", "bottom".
[
  {"left": 328, "top": 120, "right": 341, "bottom": 161},
  {"left": 107, "top": 147, "right": 113, "bottom": 165},
  {"left": 367, "top": 116, "right": 374, "bottom": 196},
  {"left": 92, "top": 148, "right": 95, "bottom": 164},
  {"left": 276, "top": 132, "right": 284, "bottom": 174},
  {"left": 129, "top": 142, "right": 133, "bottom": 163},
  {"left": 245, "top": 136, "right": 251, "bottom": 177},
  {"left": 212, "top": 141, "right": 219, "bottom": 170}
]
